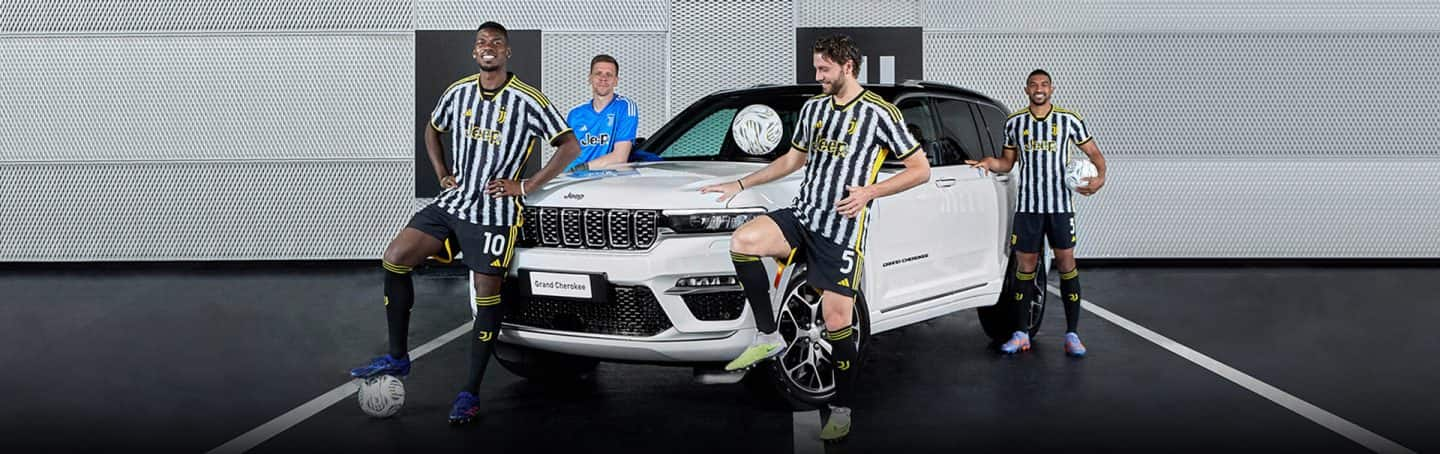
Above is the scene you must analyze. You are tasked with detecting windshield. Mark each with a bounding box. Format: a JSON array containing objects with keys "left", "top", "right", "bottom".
[{"left": 640, "top": 92, "right": 815, "bottom": 162}]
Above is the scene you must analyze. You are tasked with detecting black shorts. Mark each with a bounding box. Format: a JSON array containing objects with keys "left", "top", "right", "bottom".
[
  {"left": 407, "top": 203, "right": 519, "bottom": 275},
  {"left": 1012, "top": 212, "right": 1077, "bottom": 253},
  {"left": 767, "top": 208, "right": 862, "bottom": 298}
]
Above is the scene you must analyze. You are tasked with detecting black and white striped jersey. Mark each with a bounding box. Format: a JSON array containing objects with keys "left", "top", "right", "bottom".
[
  {"left": 789, "top": 90, "right": 921, "bottom": 249},
  {"left": 1003, "top": 105, "right": 1093, "bottom": 214},
  {"left": 429, "top": 73, "right": 571, "bottom": 226}
]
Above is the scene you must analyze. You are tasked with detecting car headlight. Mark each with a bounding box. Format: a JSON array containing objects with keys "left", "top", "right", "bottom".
[{"left": 662, "top": 208, "right": 767, "bottom": 233}]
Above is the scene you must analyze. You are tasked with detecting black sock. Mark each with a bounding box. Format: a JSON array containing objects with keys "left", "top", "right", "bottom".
[
  {"left": 732, "top": 251, "right": 777, "bottom": 333},
  {"left": 463, "top": 294, "right": 503, "bottom": 395},
  {"left": 1013, "top": 269, "right": 1036, "bottom": 334},
  {"left": 826, "top": 327, "right": 857, "bottom": 407},
  {"left": 382, "top": 260, "right": 415, "bottom": 359},
  {"left": 1060, "top": 268, "right": 1081, "bottom": 333}
]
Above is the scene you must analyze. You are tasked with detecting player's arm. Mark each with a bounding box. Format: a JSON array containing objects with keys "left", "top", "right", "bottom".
[
  {"left": 966, "top": 146, "right": 1016, "bottom": 174},
  {"left": 526, "top": 132, "right": 581, "bottom": 192},
  {"left": 424, "top": 124, "right": 456, "bottom": 189},
  {"left": 1075, "top": 139, "right": 1106, "bottom": 196},
  {"left": 699, "top": 147, "right": 807, "bottom": 202},
  {"left": 837, "top": 149, "right": 931, "bottom": 218}
]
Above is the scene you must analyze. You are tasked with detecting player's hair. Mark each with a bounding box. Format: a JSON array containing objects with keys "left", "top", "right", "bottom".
[
  {"left": 1028, "top": 69, "right": 1052, "bottom": 84},
  {"left": 477, "top": 21, "right": 508, "bottom": 39},
  {"left": 812, "top": 34, "right": 862, "bottom": 77},
  {"left": 590, "top": 54, "right": 619, "bottom": 74}
]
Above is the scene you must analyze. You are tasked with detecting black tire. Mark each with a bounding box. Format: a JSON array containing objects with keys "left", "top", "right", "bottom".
[
  {"left": 978, "top": 251, "right": 1048, "bottom": 342},
  {"left": 745, "top": 263, "right": 871, "bottom": 410},
  {"left": 493, "top": 341, "right": 599, "bottom": 383}
]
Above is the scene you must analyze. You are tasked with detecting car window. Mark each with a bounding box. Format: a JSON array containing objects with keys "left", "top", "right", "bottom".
[
  {"left": 646, "top": 94, "right": 809, "bottom": 162},
  {"left": 974, "top": 103, "right": 1006, "bottom": 159},
  {"left": 934, "top": 98, "right": 986, "bottom": 163},
  {"left": 662, "top": 108, "right": 736, "bottom": 158},
  {"left": 886, "top": 97, "right": 940, "bottom": 168}
]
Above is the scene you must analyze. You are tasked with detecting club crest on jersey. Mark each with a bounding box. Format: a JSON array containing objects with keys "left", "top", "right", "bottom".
[
  {"left": 497, "top": 106, "right": 508, "bottom": 124},
  {"left": 469, "top": 126, "right": 503, "bottom": 145},
  {"left": 606, "top": 114, "right": 615, "bottom": 127},
  {"left": 464, "top": 108, "right": 473, "bottom": 117},
  {"left": 846, "top": 119, "right": 857, "bottom": 136}
]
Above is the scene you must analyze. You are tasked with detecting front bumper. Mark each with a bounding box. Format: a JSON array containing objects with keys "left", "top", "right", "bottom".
[{"left": 499, "top": 234, "right": 776, "bottom": 363}]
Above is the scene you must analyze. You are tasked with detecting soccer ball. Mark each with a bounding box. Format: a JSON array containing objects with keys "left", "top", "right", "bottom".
[
  {"left": 730, "top": 104, "right": 783, "bottom": 156},
  {"left": 358, "top": 374, "right": 405, "bottom": 418},
  {"left": 1064, "top": 159, "right": 1098, "bottom": 190}
]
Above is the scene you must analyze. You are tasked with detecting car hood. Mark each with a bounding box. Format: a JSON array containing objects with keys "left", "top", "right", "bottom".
[{"left": 524, "top": 161, "right": 793, "bottom": 210}]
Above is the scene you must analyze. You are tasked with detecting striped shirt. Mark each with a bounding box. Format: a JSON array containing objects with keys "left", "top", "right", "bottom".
[
  {"left": 429, "top": 73, "right": 571, "bottom": 226},
  {"left": 790, "top": 90, "right": 921, "bottom": 249},
  {"left": 1003, "top": 105, "right": 1093, "bottom": 213}
]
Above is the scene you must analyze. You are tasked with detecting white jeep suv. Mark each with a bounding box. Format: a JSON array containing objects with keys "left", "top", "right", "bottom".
[{"left": 488, "top": 82, "right": 1045, "bottom": 407}]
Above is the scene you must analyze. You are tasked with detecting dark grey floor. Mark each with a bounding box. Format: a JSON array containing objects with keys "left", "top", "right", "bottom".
[{"left": 1, "top": 262, "right": 1433, "bottom": 453}]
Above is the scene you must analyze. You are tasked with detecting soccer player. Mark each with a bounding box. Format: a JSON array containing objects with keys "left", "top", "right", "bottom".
[
  {"left": 700, "top": 34, "right": 931, "bottom": 442},
  {"left": 348, "top": 21, "right": 580, "bottom": 424},
  {"left": 967, "top": 69, "right": 1108, "bottom": 357},
  {"left": 564, "top": 54, "right": 639, "bottom": 171}
]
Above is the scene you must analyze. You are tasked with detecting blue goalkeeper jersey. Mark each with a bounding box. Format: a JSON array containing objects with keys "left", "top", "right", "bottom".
[{"left": 564, "top": 94, "right": 639, "bottom": 171}]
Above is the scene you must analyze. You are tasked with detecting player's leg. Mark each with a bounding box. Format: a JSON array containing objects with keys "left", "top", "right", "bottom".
[
  {"left": 818, "top": 289, "right": 857, "bottom": 441},
  {"left": 1049, "top": 213, "right": 1085, "bottom": 357},
  {"left": 1001, "top": 214, "right": 1044, "bottom": 354},
  {"left": 724, "top": 210, "right": 802, "bottom": 371},
  {"left": 451, "top": 223, "right": 518, "bottom": 424},
  {"left": 350, "top": 207, "right": 447, "bottom": 378}
]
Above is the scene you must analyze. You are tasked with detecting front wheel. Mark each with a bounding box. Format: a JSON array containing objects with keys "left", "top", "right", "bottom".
[{"left": 745, "top": 264, "right": 871, "bottom": 410}]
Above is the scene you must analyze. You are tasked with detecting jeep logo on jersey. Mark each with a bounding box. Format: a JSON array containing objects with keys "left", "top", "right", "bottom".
[
  {"left": 414, "top": 29, "right": 542, "bottom": 198},
  {"left": 581, "top": 133, "right": 610, "bottom": 146},
  {"left": 795, "top": 28, "right": 922, "bottom": 85}
]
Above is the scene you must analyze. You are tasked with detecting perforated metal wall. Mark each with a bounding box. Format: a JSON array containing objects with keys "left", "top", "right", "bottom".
[
  {"left": 923, "top": 0, "right": 1440, "bottom": 32},
  {"left": 1, "top": 34, "right": 413, "bottom": 162},
  {"left": 1072, "top": 157, "right": 1440, "bottom": 258},
  {"left": 924, "top": 33, "right": 1440, "bottom": 158},
  {"left": 0, "top": 161, "right": 411, "bottom": 261},
  {"left": 1, "top": 0, "right": 412, "bottom": 33},
  {"left": 795, "top": 0, "right": 920, "bottom": 28},
  {"left": 539, "top": 32, "right": 668, "bottom": 166},
  {"left": 415, "top": 0, "right": 668, "bottom": 32},
  {"left": 668, "top": 0, "right": 794, "bottom": 118}
]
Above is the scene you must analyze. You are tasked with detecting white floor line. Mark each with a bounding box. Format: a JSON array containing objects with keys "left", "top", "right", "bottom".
[
  {"left": 207, "top": 322, "right": 473, "bottom": 454},
  {"left": 1050, "top": 285, "right": 1415, "bottom": 454},
  {"left": 793, "top": 409, "right": 823, "bottom": 454}
]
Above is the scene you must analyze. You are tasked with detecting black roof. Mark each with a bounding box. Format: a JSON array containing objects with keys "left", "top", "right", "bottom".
[{"left": 700, "top": 81, "right": 1007, "bottom": 113}]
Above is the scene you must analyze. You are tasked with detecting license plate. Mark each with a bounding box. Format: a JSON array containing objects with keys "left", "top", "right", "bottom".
[{"left": 528, "top": 271, "right": 595, "bottom": 299}]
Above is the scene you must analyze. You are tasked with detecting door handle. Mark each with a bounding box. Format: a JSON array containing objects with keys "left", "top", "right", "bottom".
[{"left": 935, "top": 178, "right": 956, "bottom": 188}]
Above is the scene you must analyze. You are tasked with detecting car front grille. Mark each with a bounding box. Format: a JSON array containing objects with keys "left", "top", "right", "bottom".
[
  {"left": 682, "top": 291, "right": 747, "bottom": 321},
  {"left": 521, "top": 206, "right": 659, "bottom": 250},
  {"left": 507, "top": 284, "right": 672, "bottom": 337}
]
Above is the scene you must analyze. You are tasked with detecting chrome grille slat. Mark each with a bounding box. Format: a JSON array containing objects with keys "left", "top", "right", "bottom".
[{"left": 520, "top": 206, "right": 661, "bottom": 250}]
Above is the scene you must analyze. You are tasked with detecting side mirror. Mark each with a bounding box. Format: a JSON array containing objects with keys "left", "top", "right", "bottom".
[{"left": 634, "top": 137, "right": 646, "bottom": 147}]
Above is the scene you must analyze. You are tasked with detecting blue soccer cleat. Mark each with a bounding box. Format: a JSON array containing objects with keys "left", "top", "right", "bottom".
[
  {"left": 449, "top": 391, "right": 482, "bottom": 424},
  {"left": 349, "top": 354, "right": 411, "bottom": 378}
]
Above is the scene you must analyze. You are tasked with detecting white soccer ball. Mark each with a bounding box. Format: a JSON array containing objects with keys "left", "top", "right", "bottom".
[
  {"left": 1065, "top": 159, "right": 1099, "bottom": 190},
  {"left": 730, "top": 104, "right": 783, "bottom": 156},
  {"left": 358, "top": 374, "right": 405, "bottom": 418}
]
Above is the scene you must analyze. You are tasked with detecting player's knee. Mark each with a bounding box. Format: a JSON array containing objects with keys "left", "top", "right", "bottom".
[
  {"left": 821, "top": 301, "right": 853, "bottom": 330},
  {"left": 1015, "top": 252, "right": 1041, "bottom": 273},
  {"left": 730, "top": 226, "right": 767, "bottom": 255},
  {"left": 471, "top": 273, "right": 503, "bottom": 295},
  {"left": 382, "top": 244, "right": 419, "bottom": 268}
]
